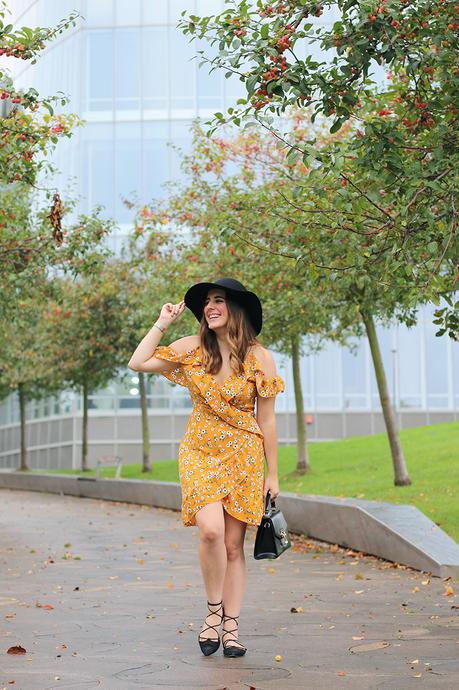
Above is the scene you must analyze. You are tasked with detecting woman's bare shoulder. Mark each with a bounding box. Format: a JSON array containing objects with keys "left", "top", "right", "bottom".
[
  {"left": 249, "top": 343, "right": 276, "bottom": 374},
  {"left": 168, "top": 334, "right": 200, "bottom": 354}
]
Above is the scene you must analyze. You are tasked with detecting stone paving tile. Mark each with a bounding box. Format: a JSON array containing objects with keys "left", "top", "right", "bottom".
[{"left": 0, "top": 489, "right": 458, "bottom": 690}]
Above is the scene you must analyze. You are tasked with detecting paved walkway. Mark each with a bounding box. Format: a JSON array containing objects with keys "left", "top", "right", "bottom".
[{"left": 0, "top": 490, "right": 458, "bottom": 690}]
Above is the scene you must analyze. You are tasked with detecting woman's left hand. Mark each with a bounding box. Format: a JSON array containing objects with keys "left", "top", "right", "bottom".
[{"left": 264, "top": 473, "right": 280, "bottom": 500}]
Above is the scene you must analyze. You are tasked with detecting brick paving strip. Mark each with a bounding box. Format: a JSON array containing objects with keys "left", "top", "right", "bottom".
[{"left": 0, "top": 489, "right": 458, "bottom": 690}]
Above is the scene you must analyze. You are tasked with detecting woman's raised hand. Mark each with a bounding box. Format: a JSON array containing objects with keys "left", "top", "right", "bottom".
[{"left": 157, "top": 300, "right": 186, "bottom": 330}]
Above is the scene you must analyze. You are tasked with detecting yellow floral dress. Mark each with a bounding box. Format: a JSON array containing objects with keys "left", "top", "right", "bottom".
[{"left": 152, "top": 344, "right": 285, "bottom": 526}]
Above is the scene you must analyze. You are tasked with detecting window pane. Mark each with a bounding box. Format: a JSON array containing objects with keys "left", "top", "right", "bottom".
[
  {"left": 115, "top": 29, "right": 141, "bottom": 110},
  {"left": 169, "top": 0, "right": 191, "bottom": 23},
  {"left": 425, "top": 311, "right": 449, "bottom": 408},
  {"left": 86, "top": 0, "right": 114, "bottom": 25},
  {"left": 81, "top": 124, "right": 115, "bottom": 218},
  {"left": 224, "top": 71, "right": 245, "bottom": 107},
  {"left": 343, "top": 339, "right": 367, "bottom": 409},
  {"left": 169, "top": 120, "right": 193, "bottom": 182},
  {"left": 142, "top": 0, "right": 168, "bottom": 23},
  {"left": 197, "top": 0, "right": 223, "bottom": 13},
  {"left": 398, "top": 325, "right": 422, "bottom": 408},
  {"left": 169, "top": 29, "right": 195, "bottom": 111},
  {"left": 452, "top": 339, "right": 459, "bottom": 408},
  {"left": 143, "top": 28, "right": 168, "bottom": 110},
  {"left": 86, "top": 31, "right": 114, "bottom": 112},
  {"left": 314, "top": 343, "right": 341, "bottom": 409},
  {"left": 196, "top": 39, "right": 222, "bottom": 110},
  {"left": 116, "top": 0, "right": 140, "bottom": 25},
  {"left": 142, "top": 121, "right": 170, "bottom": 201},
  {"left": 115, "top": 123, "right": 142, "bottom": 222}
]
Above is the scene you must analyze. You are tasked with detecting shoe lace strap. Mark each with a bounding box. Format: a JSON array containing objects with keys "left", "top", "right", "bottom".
[
  {"left": 199, "top": 600, "right": 223, "bottom": 639},
  {"left": 222, "top": 614, "right": 245, "bottom": 648}
]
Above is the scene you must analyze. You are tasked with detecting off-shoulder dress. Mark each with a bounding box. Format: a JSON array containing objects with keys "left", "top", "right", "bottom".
[{"left": 152, "top": 344, "right": 285, "bottom": 527}]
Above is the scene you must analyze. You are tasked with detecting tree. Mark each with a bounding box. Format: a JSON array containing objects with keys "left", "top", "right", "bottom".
[
  {"left": 0, "top": 285, "right": 66, "bottom": 470},
  {"left": 45, "top": 261, "right": 130, "bottom": 472},
  {"left": 23, "top": 205, "right": 117, "bottom": 472},
  {"left": 0, "top": 1, "right": 82, "bottom": 185},
  {"left": 152, "top": 118, "right": 418, "bottom": 485},
  {"left": 0, "top": 190, "right": 114, "bottom": 471},
  {"left": 137, "top": 121, "right": 360, "bottom": 474},
  {"left": 180, "top": 0, "right": 459, "bottom": 329}
]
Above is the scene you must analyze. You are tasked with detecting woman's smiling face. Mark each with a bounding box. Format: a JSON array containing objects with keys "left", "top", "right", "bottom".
[{"left": 204, "top": 289, "right": 228, "bottom": 329}]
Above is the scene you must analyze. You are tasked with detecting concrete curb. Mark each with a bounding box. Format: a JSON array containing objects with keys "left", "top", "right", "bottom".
[{"left": 1, "top": 471, "right": 458, "bottom": 578}]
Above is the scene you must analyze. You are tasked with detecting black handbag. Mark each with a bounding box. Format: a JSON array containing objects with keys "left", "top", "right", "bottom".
[{"left": 254, "top": 492, "right": 291, "bottom": 560}]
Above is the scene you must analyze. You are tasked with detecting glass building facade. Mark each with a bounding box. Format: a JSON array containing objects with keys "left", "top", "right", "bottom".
[{"left": 0, "top": 0, "right": 457, "bottom": 468}]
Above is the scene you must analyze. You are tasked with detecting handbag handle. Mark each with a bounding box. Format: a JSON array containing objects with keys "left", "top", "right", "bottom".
[{"left": 264, "top": 491, "right": 276, "bottom": 516}]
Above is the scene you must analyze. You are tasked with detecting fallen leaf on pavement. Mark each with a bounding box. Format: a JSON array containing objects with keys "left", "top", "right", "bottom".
[
  {"left": 7, "top": 646, "right": 26, "bottom": 655},
  {"left": 274, "top": 655, "right": 282, "bottom": 662},
  {"left": 350, "top": 641, "right": 390, "bottom": 653},
  {"left": 443, "top": 586, "right": 455, "bottom": 596},
  {"left": 290, "top": 607, "right": 304, "bottom": 613}
]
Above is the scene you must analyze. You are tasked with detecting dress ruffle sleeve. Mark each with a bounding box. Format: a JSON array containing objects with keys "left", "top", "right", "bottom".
[
  {"left": 152, "top": 344, "right": 199, "bottom": 388},
  {"left": 254, "top": 368, "right": 285, "bottom": 398}
]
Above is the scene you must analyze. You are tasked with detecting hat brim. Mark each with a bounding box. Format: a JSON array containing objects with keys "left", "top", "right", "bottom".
[{"left": 184, "top": 282, "right": 262, "bottom": 335}]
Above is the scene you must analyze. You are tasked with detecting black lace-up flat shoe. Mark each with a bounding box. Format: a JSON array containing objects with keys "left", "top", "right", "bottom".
[
  {"left": 222, "top": 612, "right": 247, "bottom": 658},
  {"left": 198, "top": 600, "right": 223, "bottom": 656}
]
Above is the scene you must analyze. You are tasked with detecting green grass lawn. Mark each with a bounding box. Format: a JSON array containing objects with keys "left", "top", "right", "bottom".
[{"left": 44, "top": 421, "right": 459, "bottom": 542}]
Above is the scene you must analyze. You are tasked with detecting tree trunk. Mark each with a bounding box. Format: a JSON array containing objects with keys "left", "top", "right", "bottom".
[
  {"left": 361, "top": 310, "right": 411, "bottom": 486},
  {"left": 291, "top": 335, "right": 310, "bottom": 473},
  {"left": 139, "top": 372, "right": 151, "bottom": 473},
  {"left": 81, "top": 378, "right": 89, "bottom": 472},
  {"left": 18, "top": 383, "right": 29, "bottom": 471}
]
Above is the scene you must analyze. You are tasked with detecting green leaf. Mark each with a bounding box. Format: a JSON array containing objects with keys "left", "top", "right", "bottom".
[
  {"left": 42, "top": 101, "right": 54, "bottom": 116},
  {"left": 286, "top": 148, "right": 300, "bottom": 164},
  {"left": 330, "top": 118, "right": 345, "bottom": 134},
  {"left": 260, "top": 24, "right": 269, "bottom": 40},
  {"left": 246, "top": 74, "right": 259, "bottom": 97}
]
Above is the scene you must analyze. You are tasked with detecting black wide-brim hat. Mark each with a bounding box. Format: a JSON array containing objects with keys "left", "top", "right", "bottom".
[{"left": 184, "top": 278, "right": 263, "bottom": 335}]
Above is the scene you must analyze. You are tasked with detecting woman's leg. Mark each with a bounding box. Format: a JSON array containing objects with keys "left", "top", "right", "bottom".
[
  {"left": 195, "top": 501, "right": 227, "bottom": 639},
  {"left": 222, "top": 510, "right": 247, "bottom": 643}
]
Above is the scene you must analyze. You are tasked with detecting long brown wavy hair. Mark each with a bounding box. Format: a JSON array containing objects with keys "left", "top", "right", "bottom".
[{"left": 199, "top": 294, "right": 260, "bottom": 376}]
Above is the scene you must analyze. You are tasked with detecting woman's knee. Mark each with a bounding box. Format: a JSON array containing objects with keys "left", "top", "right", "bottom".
[
  {"left": 196, "top": 502, "right": 225, "bottom": 544},
  {"left": 199, "top": 524, "right": 224, "bottom": 544},
  {"left": 225, "top": 538, "right": 244, "bottom": 561}
]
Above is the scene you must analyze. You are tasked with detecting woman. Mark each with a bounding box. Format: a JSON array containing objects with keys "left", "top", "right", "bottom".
[{"left": 128, "top": 278, "right": 285, "bottom": 658}]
